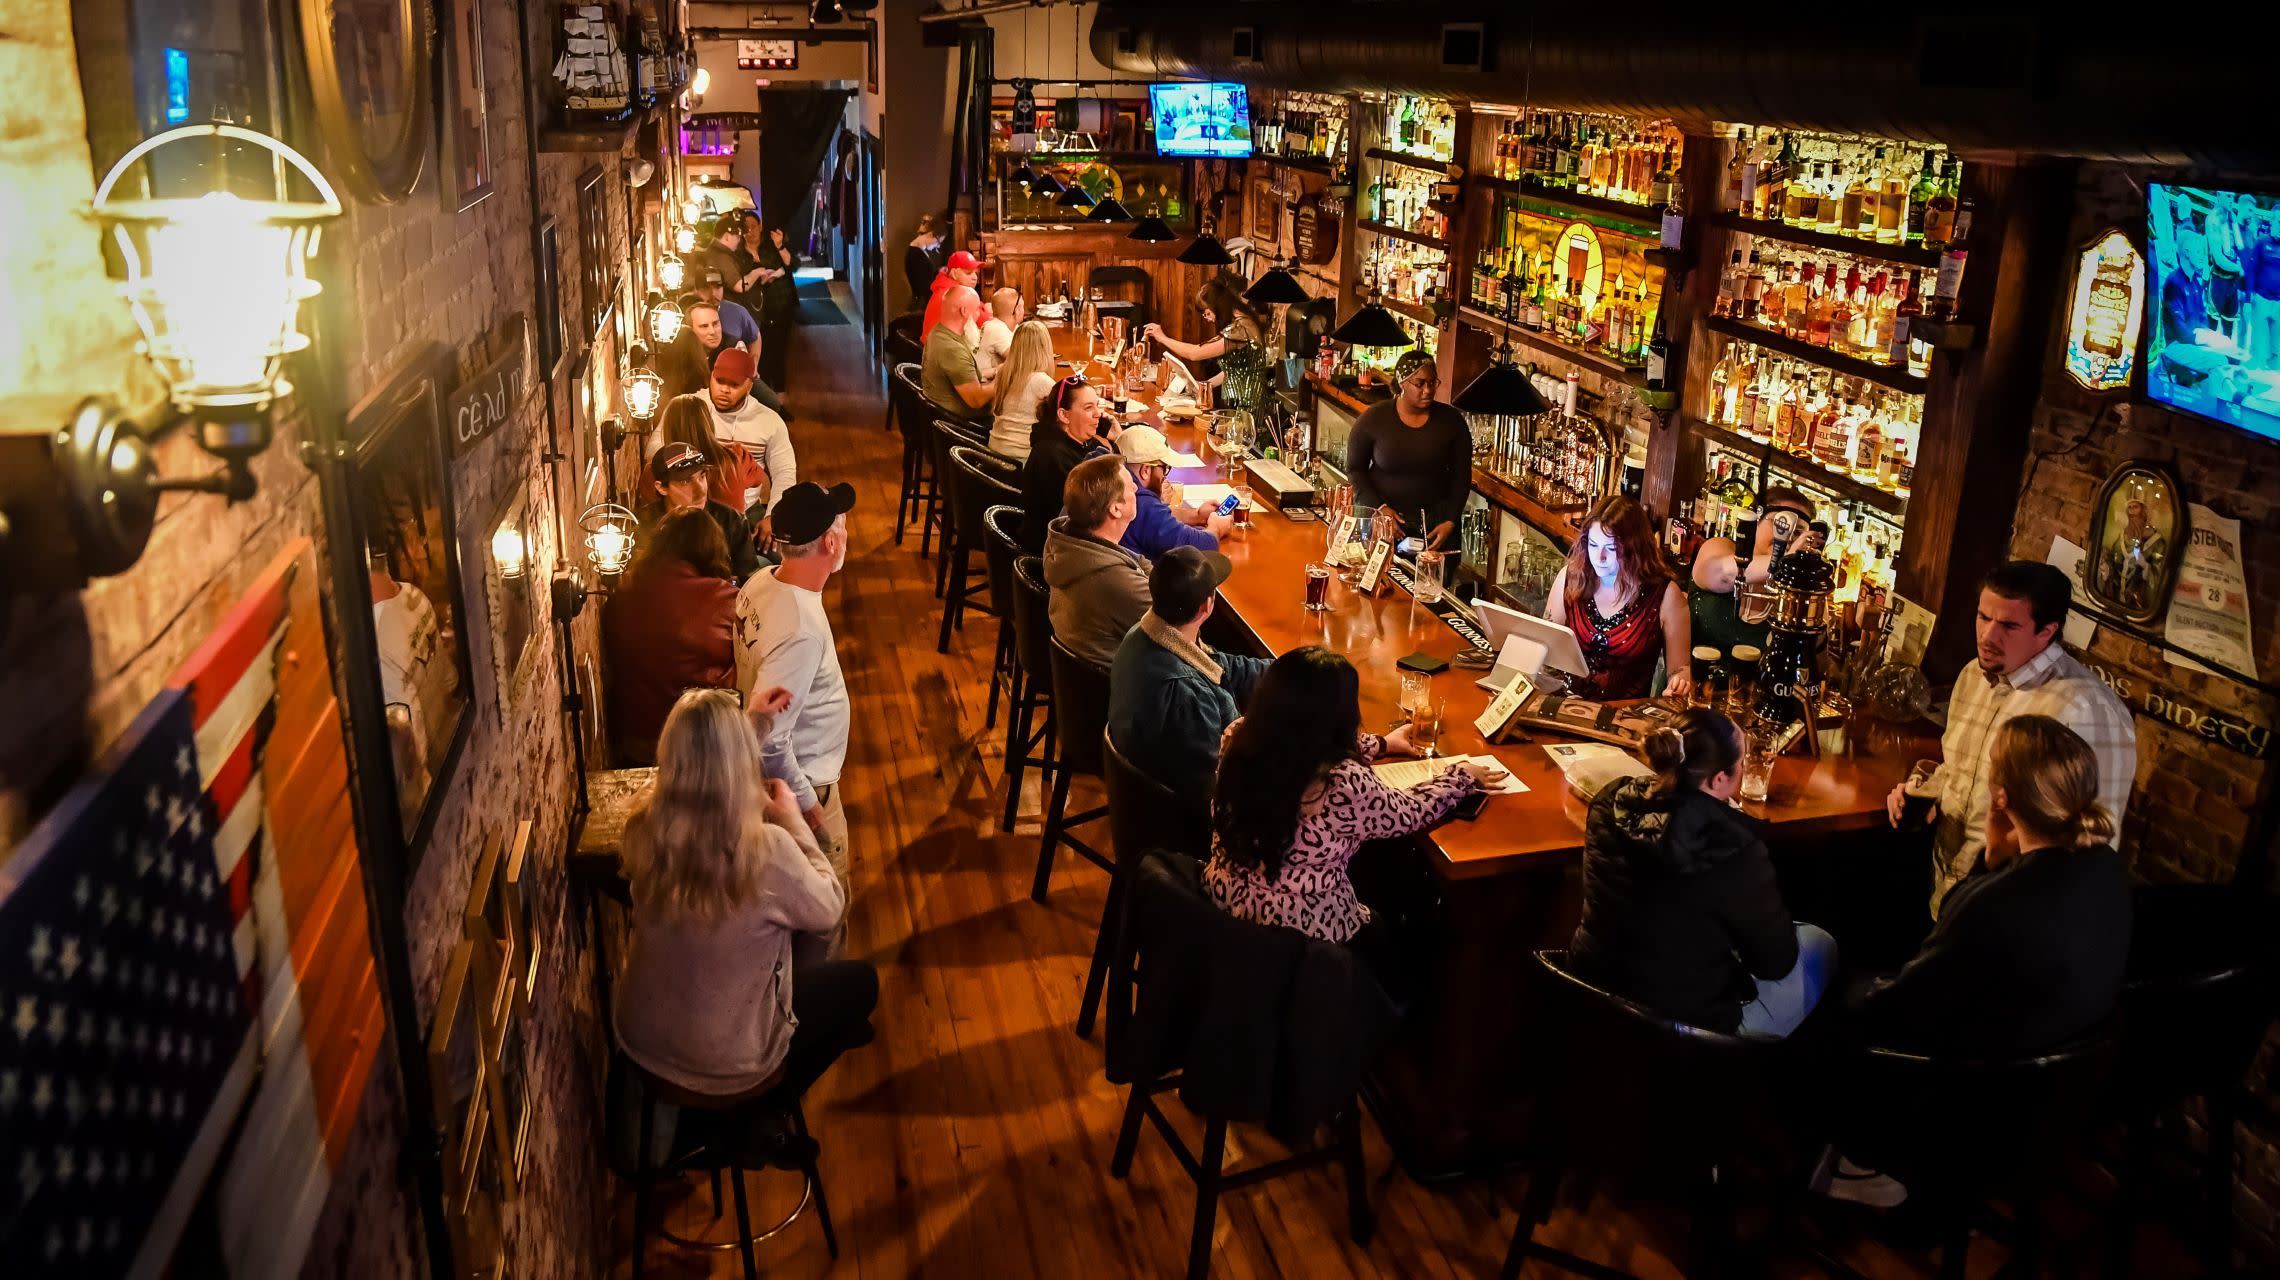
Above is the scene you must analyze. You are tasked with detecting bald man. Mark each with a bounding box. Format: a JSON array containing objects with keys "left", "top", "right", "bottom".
[
  {"left": 977, "top": 286, "right": 1023, "bottom": 379},
  {"left": 922, "top": 285, "right": 994, "bottom": 420}
]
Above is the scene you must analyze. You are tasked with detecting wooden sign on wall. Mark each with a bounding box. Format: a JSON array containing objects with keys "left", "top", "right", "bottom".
[{"left": 1292, "top": 194, "right": 1339, "bottom": 266}]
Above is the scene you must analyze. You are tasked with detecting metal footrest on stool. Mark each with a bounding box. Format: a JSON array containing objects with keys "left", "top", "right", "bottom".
[{"left": 657, "top": 1169, "right": 817, "bottom": 1251}]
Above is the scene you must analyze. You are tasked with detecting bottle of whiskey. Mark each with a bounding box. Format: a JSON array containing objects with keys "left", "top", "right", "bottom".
[
  {"left": 1740, "top": 250, "right": 1767, "bottom": 321},
  {"left": 1907, "top": 151, "right": 1940, "bottom": 244},
  {"left": 1852, "top": 397, "right": 1884, "bottom": 481},
  {"left": 1645, "top": 302, "right": 1672, "bottom": 392},
  {"left": 1921, "top": 159, "right": 1959, "bottom": 252},
  {"left": 1886, "top": 271, "right": 1922, "bottom": 366}
]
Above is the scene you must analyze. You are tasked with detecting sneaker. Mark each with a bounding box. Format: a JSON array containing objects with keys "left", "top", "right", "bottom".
[{"left": 1822, "top": 1155, "right": 1908, "bottom": 1209}]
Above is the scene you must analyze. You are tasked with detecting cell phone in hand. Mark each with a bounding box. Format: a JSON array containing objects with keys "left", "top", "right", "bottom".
[
  {"left": 1215, "top": 493, "right": 1242, "bottom": 518},
  {"left": 1452, "top": 791, "right": 1490, "bottom": 821}
]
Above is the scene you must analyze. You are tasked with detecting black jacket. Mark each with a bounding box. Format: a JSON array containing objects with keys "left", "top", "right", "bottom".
[
  {"left": 1569, "top": 779, "right": 1800, "bottom": 1033},
  {"left": 1856, "top": 844, "right": 2131, "bottom": 1058},
  {"left": 1108, "top": 853, "right": 1396, "bottom": 1144}
]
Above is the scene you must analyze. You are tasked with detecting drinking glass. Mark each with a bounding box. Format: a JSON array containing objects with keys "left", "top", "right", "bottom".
[
  {"left": 1410, "top": 698, "right": 1446, "bottom": 759},
  {"left": 1900, "top": 757, "right": 1941, "bottom": 830},
  {"left": 1304, "top": 562, "right": 1332, "bottom": 611},
  {"left": 1232, "top": 484, "right": 1253, "bottom": 529},
  {"left": 1738, "top": 733, "right": 1779, "bottom": 803},
  {"left": 1398, "top": 669, "right": 1431, "bottom": 715},
  {"left": 1413, "top": 548, "right": 1446, "bottom": 605}
]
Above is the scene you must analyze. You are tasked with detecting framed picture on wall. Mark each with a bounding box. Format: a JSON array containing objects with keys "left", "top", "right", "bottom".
[
  {"left": 2084, "top": 460, "right": 2189, "bottom": 624},
  {"left": 578, "top": 166, "right": 612, "bottom": 343},
  {"left": 537, "top": 218, "right": 566, "bottom": 375},
  {"left": 299, "top": 0, "right": 430, "bottom": 202},
  {"left": 346, "top": 348, "right": 475, "bottom": 864},
  {"left": 484, "top": 485, "right": 540, "bottom": 718},
  {"left": 443, "top": 0, "right": 493, "bottom": 209}
]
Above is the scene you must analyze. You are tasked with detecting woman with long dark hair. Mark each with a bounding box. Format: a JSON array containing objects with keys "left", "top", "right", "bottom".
[
  {"left": 1205, "top": 647, "right": 1502, "bottom": 945},
  {"left": 1544, "top": 494, "right": 1693, "bottom": 700},
  {"left": 752, "top": 223, "right": 801, "bottom": 391},
  {"left": 1139, "top": 273, "right": 1268, "bottom": 388},
  {"left": 1569, "top": 707, "right": 1834, "bottom": 1036}
]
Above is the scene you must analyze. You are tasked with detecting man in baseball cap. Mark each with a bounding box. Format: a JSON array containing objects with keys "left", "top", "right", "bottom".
[
  {"left": 1115, "top": 425, "right": 1230, "bottom": 560},
  {"left": 1106, "top": 544, "right": 1265, "bottom": 801},
  {"left": 705, "top": 346, "right": 797, "bottom": 533},
  {"left": 641, "top": 441, "right": 759, "bottom": 579},
  {"left": 920, "top": 248, "right": 985, "bottom": 342},
  {"left": 695, "top": 265, "right": 761, "bottom": 349},
  {"left": 735, "top": 479, "right": 861, "bottom": 928}
]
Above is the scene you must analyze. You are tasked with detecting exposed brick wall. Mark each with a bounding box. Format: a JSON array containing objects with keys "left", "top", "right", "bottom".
[
  {"left": 3, "top": 0, "right": 619, "bottom": 1275},
  {"left": 2006, "top": 162, "right": 2280, "bottom": 1267}
]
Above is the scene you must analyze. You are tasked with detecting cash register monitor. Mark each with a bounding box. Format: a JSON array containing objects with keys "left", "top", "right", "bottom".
[
  {"left": 1473, "top": 599, "right": 1591, "bottom": 692},
  {"left": 1157, "top": 353, "right": 1201, "bottom": 403}
]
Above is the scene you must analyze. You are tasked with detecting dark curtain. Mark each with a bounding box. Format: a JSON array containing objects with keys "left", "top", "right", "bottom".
[{"left": 758, "top": 88, "right": 854, "bottom": 255}]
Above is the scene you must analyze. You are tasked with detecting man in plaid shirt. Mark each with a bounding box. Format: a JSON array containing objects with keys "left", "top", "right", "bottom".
[{"left": 1886, "top": 561, "right": 2138, "bottom": 917}]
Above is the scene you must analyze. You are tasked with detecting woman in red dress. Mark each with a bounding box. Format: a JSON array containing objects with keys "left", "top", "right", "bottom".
[{"left": 1544, "top": 495, "right": 1694, "bottom": 701}]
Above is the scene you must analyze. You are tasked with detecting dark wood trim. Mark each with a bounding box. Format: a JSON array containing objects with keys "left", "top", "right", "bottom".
[
  {"left": 1470, "top": 174, "right": 1667, "bottom": 227},
  {"left": 1364, "top": 145, "right": 1457, "bottom": 175},
  {"left": 1707, "top": 211, "right": 1945, "bottom": 270},
  {"left": 1357, "top": 218, "right": 1449, "bottom": 252}
]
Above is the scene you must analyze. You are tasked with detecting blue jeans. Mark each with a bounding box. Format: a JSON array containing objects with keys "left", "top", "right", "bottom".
[{"left": 1738, "top": 924, "right": 1839, "bottom": 1038}]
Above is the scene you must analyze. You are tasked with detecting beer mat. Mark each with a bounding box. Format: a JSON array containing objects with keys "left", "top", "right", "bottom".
[{"left": 1383, "top": 562, "right": 1492, "bottom": 651}]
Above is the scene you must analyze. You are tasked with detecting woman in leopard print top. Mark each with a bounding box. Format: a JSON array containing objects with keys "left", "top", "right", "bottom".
[{"left": 1205, "top": 647, "right": 1501, "bottom": 944}]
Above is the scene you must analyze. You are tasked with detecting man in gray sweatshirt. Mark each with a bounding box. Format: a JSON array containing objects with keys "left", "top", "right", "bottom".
[
  {"left": 706, "top": 345, "right": 797, "bottom": 538},
  {"left": 1043, "top": 454, "right": 1152, "bottom": 669}
]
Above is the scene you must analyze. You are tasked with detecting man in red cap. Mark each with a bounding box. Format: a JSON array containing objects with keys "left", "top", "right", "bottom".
[
  {"left": 706, "top": 346, "right": 798, "bottom": 537},
  {"left": 919, "top": 249, "right": 983, "bottom": 342}
]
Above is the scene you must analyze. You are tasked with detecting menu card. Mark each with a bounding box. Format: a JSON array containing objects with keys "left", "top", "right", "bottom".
[{"left": 1372, "top": 755, "right": 1528, "bottom": 795}]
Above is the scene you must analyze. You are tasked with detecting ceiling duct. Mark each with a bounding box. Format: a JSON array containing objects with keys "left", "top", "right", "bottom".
[{"left": 1090, "top": 2, "right": 2279, "bottom": 167}]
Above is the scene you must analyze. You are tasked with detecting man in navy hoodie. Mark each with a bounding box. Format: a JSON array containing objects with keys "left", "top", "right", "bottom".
[{"left": 1116, "top": 426, "right": 1232, "bottom": 561}]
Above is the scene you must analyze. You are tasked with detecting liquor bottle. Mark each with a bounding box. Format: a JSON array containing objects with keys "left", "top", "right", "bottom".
[
  {"left": 1951, "top": 189, "right": 1976, "bottom": 248},
  {"left": 1886, "top": 270, "right": 1921, "bottom": 366},
  {"left": 1737, "top": 358, "right": 1766, "bottom": 437},
  {"left": 1781, "top": 258, "right": 1810, "bottom": 340},
  {"left": 1645, "top": 302, "right": 1672, "bottom": 392},
  {"left": 1880, "top": 433, "right": 1912, "bottom": 494},
  {"left": 1855, "top": 146, "right": 1886, "bottom": 236},
  {"left": 1818, "top": 163, "right": 1845, "bottom": 234},
  {"left": 1709, "top": 344, "right": 1736, "bottom": 422},
  {"left": 1877, "top": 153, "right": 1909, "bottom": 244},
  {"left": 1852, "top": 397, "right": 1884, "bottom": 480},
  {"left": 1785, "top": 160, "right": 1817, "bottom": 227},
  {"left": 1817, "top": 395, "right": 1855, "bottom": 472},
  {"left": 1661, "top": 176, "right": 1686, "bottom": 249},
  {"left": 1738, "top": 129, "right": 1762, "bottom": 216},
  {"left": 1773, "top": 373, "right": 1803, "bottom": 452},
  {"left": 1713, "top": 249, "right": 1743, "bottom": 317},
  {"left": 1807, "top": 262, "right": 1839, "bottom": 347},
  {"left": 1740, "top": 250, "right": 1767, "bottom": 321},
  {"left": 1760, "top": 134, "right": 1792, "bottom": 221},
  {"left": 1906, "top": 150, "right": 1940, "bottom": 244},
  {"left": 1921, "top": 159, "right": 1959, "bottom": 251},
  {"left": 1840, "top": 268, "right": 1870, "bottom": 355}
]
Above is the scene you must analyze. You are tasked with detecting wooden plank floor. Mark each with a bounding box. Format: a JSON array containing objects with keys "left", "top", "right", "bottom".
[{"left": 604, "top": 291, "right": 2187, "bottom": 1280}]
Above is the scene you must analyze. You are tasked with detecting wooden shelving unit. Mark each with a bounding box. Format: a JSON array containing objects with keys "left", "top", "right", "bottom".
[
  {"left": 1379, "top": 297, "right": 1443, "bottom": 327},
  {"left": 1257, "top": 152, "right": 1346, "bottom": 179},
  {"left": 1365, "top": 146, "right": 1456, "bottom": 175},
  {"left": 1702, "top": 314, "right": 1929, "bottom": 394},
  {"left": 1470, "top": 174, "right": 1666, "bottom": 227},
  {"left": 1357, "top": 219, "right": 1449, "bottom": 252},
  {"left": 1708, "top": 211, "right": 1944, "bottom": 270},
  {"left": 1456, "top": 304, "right": 1647, "bottom": 385},
  {"left": 1472, "top": 465, "right": 1583, "bottom": 547},
  {"left": 1307, "top": 372, "right": 1386, "bottom": 415},
  {"left": 1688, "top": 417, "right": 1908, "bottom": 518}
]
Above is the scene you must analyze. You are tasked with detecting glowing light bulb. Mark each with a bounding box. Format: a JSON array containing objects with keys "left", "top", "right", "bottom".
[
  {"left": 659, "top": 255, "right": 686, "bottom": 290},
  {"left": 674, "top": 225, "right": 697, "bottom": 254},
  {"left": 648, "top": 300, "right": 684, "bottom": 345},
  {"left": 491, "top": 525, "right": 528, "bottom": 579}
]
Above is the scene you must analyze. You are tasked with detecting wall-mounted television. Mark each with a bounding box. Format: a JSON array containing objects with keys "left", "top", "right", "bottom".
[
  {"left": 1149, "top": 82, "right": 1253, "bottom": 158},
  {"left": 2145, "top": 182, "right": 2280, "bottom": 443}
]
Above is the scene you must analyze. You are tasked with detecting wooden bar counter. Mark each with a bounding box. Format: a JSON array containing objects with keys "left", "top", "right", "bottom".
[{"left": 1049, "top": 326, "right": 1922, "bottom": 1175}]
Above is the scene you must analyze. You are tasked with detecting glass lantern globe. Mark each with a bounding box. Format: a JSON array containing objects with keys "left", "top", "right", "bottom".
[
  {"left": 680, "top": 198, "right": 702, "bottom": 224},
  {"left": 491, "top": 525, "right": 529, "bottom": 579},
  {"left": 91, "top": 123, "right": 343, "bottom": 427},
  {"left": 581, "top": 503, "right": 638, "bottom": 576},
  {"left": 624, "top": 368, "right": 664, "bottom": 421},
  {"left": 659, "top": 254, "right": 686, "bottom": 290},
  {"left": 648, "top": 300, "right": 684, "bottom": 345},
  {"left": 674, "top": 224, "right": 698, "bottom": 255}
]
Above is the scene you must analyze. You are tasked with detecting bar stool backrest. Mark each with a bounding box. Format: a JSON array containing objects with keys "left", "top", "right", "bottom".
[
  {"left": 1047, "top": 637, "right": 1112, "bottom": 779},
  {"left": 982, "top": 504, "right": 1025, "bottom": 616},
  {"left": 946, "top": 442, "right": 1018, "bottom": 544},
  {"left": 1103, "top": 730, "right": 1209, "bottom": 865},
  {"left": 2118, "top": 884, "right": 2277, "bottom": 1104},
  {"left": 1012, "top": 556, "right": 1055, "bottom": 685},
  {"left": 889, "top": 363, "right": 930, "bottom": 444}
]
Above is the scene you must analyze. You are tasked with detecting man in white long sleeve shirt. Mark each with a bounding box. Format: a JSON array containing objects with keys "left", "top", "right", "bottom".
[
  {"left": 737, "top": 481, "right": 857, "bottom": 938},
  {"left": 706, "top": 346, "right": 797, "bottom": 536}
]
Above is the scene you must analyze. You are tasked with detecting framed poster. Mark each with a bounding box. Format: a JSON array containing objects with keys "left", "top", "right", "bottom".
[
  {"left": 537, "top": 218, "right": 567, "bottom": 375},
  {"left": 578, "top": 166, "right": 612, "bottom": 343},
  {"left": 442, "top": 0, "right": 492, "bottom": 209},
  {"left": 299, "top": 0, "right": 430, "bottom": 202},
  {"left": 2084, "top": 460, "right": 2188, "bottom": 624},
  {"left": 347, "top": 348, "right": 474, "bottom": 863}
]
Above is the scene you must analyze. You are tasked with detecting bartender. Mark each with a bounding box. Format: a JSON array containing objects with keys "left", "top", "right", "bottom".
[
  {"left": 1140, "top": 277, "right": 1267, "bottom": 389},
  {"left": 1342, "top": 350, "right": 1474, "bottom": 550},
  {"left": 1688, "top": 486, "right": 1825, "bottom": 652}
]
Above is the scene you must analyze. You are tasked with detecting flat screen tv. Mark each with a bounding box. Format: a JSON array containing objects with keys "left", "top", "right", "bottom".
[
  {"left": 2145, "top": 182, "right": 2280, "bottom": 442},
  {"left": 1149, "top": 82, "right": 1253, "bottom": 158}
]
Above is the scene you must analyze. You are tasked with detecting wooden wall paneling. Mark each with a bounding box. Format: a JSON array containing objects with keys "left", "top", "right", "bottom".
[
  {"left": 1899, "top": 157, "right": 2079, "bottom": 680},
  {"left": 1652, "top": 129, "right": 1733, "bottom": 519}
]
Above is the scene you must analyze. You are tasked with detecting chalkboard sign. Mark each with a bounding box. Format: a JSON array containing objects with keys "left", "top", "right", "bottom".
[
  {"left": 1293, "top": 194, "right": 1339, "bottom": 266},
  {"left": 448, "top": 322, "right": 530, "bottom": 458}
]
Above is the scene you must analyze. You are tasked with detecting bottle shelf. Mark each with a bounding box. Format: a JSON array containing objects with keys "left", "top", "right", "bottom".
[
  {"left": 1357, "top": 219, "right": 1449, "bottom": 252},
  {"left": 1259, "top": 152, "right": 1347, "bottom": 179},
  {"left": 1702, "top": 314, "right": 1928, "bottom": 395},
  {"left": 1907, "top": 316, "right": 1979, "bottom": 351},
  {"left": 1470, "top": 174, "right": 1667, "bottom": 227},
  {"left": 1307, "top": 371, "right": 1389, "bottom": 415},
  {"left": 1377, "top": 297, "right": 1443, "bottom": 328},
  {"left": 1365, "top": 146, "right": 1456, "bottom": 175},
  {"left": 1457, "top": 304, "right": 1648, "bottom": 385},
  {"left": 1708, "top": 211, "right": 1944, "bottom": 270},
  {"left": 1472, "top": 466, "right": 1583, "bottom": 547},
  {"left": 1687, "top": 417, "right": 1908, "bottom": 518}
]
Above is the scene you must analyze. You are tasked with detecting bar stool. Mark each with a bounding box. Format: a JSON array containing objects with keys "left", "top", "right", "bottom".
[
  {"left": 1034, "top": 637, "right": 1114, "bottom": 903},
  {"left": 938, "top": 441, "right": 1017, "bottom": 651},
  {"left": 888, "top": 363, "right": 932, "bottom": 547},
  {"left": 607, "top": 1054, "right": 838, "bottom": 1280},
  {"left": 980, "top": 504, "right": 1026, "bottom": 733},
  {"left": 2104, "top": 884, "right": 2277, "bottom": 1276},
  {"left": 1004, "top": 556, "right": 1058, "bottom": 833},
  {"left": 927, "top": 419, "right": 991, "bottom": 595},
  {"left": 1106, "top": 851, "right": 1386, "bottom": 1280},
  {"left": 1502, "top": 950, "right": 1801, "bottom": 1279},
  {"left": 1081, "top": 731, "right": 1211, "bottom": 1043}
]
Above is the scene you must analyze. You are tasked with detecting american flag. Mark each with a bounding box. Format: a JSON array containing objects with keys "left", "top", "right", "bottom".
[{"left": 0, "top": 612, "right": 290, "bottom": 1276}]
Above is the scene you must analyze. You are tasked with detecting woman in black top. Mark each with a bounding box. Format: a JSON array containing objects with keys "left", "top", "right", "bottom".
[
  {"left": 903, "top": 213, "right": 946, "bottom": 306},
  {"left": 752, "top": 224, "right": 801, "bottom": 392},
  {"left": 1343, "top": 350, "right": 1475, "bottom": 550},
  {"left": 1855, "top": 714, "right": 2132, "bottom": 1058},
  {"left": 1569, "top": 708, "right": 1836, "bottom": 1036}
]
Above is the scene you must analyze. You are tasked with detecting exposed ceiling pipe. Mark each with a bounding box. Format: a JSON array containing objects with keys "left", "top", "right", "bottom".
[
  {"left": 1089, "top": 1, "right": 2279, "bottom": 166},
  {"left": 921, "top": 0, "right": 1075, "bottom": 23}
]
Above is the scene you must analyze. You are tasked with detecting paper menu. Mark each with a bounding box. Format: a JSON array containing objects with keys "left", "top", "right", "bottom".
[
  {"left": 1371, "top": 755, "right": 1529, "bottom": 795},
  {"left": 1165, "top": 449, "right": 1208, "bottom": 467},
  {"left": 1475, "top": 671, "right": 1533, "bottom": 738},
  {"left": 1541, "top": 742, "right": 1651, "bottom": 799}
]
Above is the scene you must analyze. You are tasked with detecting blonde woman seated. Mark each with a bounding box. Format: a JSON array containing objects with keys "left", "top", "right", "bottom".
[
  {"left": 615, "top": 689, "right": 877, "bottom": 1107},
  {"left": 988, "top": 320, "right": 1057, "bottom": 460}
]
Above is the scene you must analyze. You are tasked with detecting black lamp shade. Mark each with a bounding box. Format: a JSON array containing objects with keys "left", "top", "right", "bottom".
[
  {"left": 1012, "top": 161, "right": 1037, "bottom": 188},
  {"left": 1177, "top": 233, "right": 1236, "bottom": 265},
  {"left": 1331, "top": 302, "right": 1415, "bottom": 348},
  {"left": 1029, "top": 171, "right": 1067, "bottom": 198},
  {"left": 1452, "top": 361, "right": 1553, "bottom": 417},
  {"left": 1129, "top": 215, "right": 1178, "bottom": 243},
  {"left": 1057, "top": 182, "right": 1095, "bottom": 208},
  {"left": 1244, "top": 266, "right": 1310, "bottom": 306},
  {"left": 1087, "top": 197, "right": 1134, "bottom": 223}
]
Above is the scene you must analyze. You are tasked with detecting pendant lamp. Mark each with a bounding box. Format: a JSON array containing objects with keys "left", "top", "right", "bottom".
[
  {"left": 1129, "top": 214, "right": 1177, "bottom": 243},
  {"left": 1177, "top": 233, "right": 1236, "bottom": 266},
  {"left": 1087, "top": 196, "right": 1133, "bottom": 223},
  {"left": 1056, "top": 182, "right": 1095, "bottom": 209},
  {"left": 1244, "top": 264, "right": 1310, "bottom": 306},
  {"left": 1330, "top": 298, "right": 1414, "bottom": 348},
  {"left": 1451, "top": 284, "right": 1553, "bottom": 416}
]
